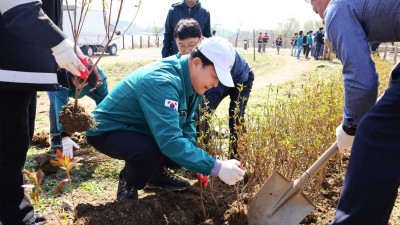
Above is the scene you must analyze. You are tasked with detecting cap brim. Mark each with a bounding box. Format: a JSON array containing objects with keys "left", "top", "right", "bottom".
[{"left": 214, "top": 65, "right": 234, "bottom": 87}]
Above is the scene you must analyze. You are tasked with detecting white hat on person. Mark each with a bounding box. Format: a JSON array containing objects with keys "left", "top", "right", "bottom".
[{"left": 197, "top": 37, "right": 235, "bottom": 87}]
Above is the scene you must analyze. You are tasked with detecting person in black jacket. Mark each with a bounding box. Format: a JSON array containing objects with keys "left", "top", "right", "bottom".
[
  {"left": 161, "top": 0, "right": 211, "bottom": 58},
  {"left": 314, "top": 27, "right": 325, "bottom": 60},
  {"left": 0, "top": 1, "right": 85, "bottom": 224}
]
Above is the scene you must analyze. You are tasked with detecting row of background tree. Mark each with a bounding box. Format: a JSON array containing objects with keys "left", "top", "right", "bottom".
[{"left": 117, "top": 17, "right": 324, "bottom": 49}]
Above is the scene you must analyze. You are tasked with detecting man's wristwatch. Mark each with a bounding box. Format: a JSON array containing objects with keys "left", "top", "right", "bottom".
[{"left": 342, "top": 124, "right": 356, "bottom": 136}]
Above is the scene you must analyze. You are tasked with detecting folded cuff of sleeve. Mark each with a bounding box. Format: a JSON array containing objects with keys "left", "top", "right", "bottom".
[{"left": 210, "top": 159, "right": 222, "bottom": 177}]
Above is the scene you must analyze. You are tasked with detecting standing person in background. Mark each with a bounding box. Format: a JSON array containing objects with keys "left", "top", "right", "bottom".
[
  {"left": 296, "top": 31, "right": 304, "bottom": 60},
  {"left": 257, "top": 32, "right": 263, "bottom": 53},
  {"left": 311, "top": 31, "right": 316, "bottom": 58},
  {"left": 162, "top": 0, "right": 211, "bottom": 58},
  {"left": 173, "top": 18, "right": 254, "bottom": 160},
  {"left": 308, "top": 0, "right": 400, "bottom": 224},
  {"left": 305, "top": 31, "right": 313, "bottom": 59},
  {"left": 290, "top": 33, "right": 298, "bottom": 56},
  {"left": 0, "top": 0, "right": 86, "bottom": 224},
  {"left": 262, "top": 32, "right": 269, "bottom": 53},
  {"left": 275, "top": 35, "right": 283, "bottom": 55},
  {"left": 314, "top": 27, "right": 324, "bottom": 60},
  {"left": 302, "top": 31, "right": 308, "bottom": 57}
]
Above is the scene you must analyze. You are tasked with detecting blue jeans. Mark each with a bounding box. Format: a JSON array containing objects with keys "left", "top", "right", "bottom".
[
  {"left": 310, "top": 45, "right": 315, "bottom": 57},
  {"left": 315, "top": 43, "right": 324, "bottom": 59},
  {"left": 291, "top": 44, "right": 297, "bottom": 56},
  {"left": 47, "top": 91, "right": 59, "bottom": 137},
  {"left": 318, "top": 43, "right": 324, "bottom": 58},
  {"left": 296, "top": 45, "right": 303, "bottom": 59},
  {"left": 330, "top": 67, "right": 400, "bottom": 225}
]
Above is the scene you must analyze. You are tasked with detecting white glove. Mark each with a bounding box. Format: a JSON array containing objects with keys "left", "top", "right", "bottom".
[
  {"left": 218, "top": 159, "right": 246, "bottom": 185},
  {"left": 62, "top": 136, "right": 79, "bottom": 159},
  {"left": 336, "top": 125, "right": 355, "bottom": 153},
  {"left": 51, "top": 38, "right": 85, "bottom": 77}
]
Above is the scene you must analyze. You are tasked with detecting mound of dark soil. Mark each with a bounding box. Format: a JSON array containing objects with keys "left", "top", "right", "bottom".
[
  {"left": 59, "top": 101, "right": 96, "bottom": 133},
  {"left": 74, "top": 180, "right": 246, "bottom": 225}
]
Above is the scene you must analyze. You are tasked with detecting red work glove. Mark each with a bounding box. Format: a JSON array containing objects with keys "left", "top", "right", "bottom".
[
  {"left": 79, "top": 57, "right": 90, "bottom": 80},
  {"left": 194, "top": 173, "right": 209, "bottom": 188}
]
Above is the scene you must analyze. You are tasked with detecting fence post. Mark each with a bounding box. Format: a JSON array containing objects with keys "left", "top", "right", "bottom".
[
  {"left": 131, "top": 36, "right": 134, "bottom": 49},
  {"left": 383, "top": 44, "right": 388, "bottom": 60},
  {"left": 148, "top": 36, "right": 150, "bottom": 48},
  {"left": 122, "top": 35, "right": 125, "bottom": 50},
  {"left": 394, "top": 46, "right": 398, "bottom": 64},
  {"left": 140, "top": 36, "right": 142, "bottom": 48}
]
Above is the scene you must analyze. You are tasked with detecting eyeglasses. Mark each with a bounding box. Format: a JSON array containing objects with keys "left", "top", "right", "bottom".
[{"left": 177, "top": 38, "right": 200, "bottom": 52}]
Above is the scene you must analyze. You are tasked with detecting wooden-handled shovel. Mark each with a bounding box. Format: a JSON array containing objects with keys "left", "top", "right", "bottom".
[
  {"left": 247, "top": 61, "right": 398, "bottom": 225},
  {"left": 247, "top": 142, "right": 338, "bottom": 225}
]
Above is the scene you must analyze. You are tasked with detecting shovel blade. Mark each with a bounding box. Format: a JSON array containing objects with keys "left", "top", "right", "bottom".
[{"left": 248, "top": 171, "right": 315, "bottom": 225}]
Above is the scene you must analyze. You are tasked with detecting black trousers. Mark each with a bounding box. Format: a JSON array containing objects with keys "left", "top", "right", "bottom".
[
  {"left": 199, "top": 70, "right": 254, "bottom": 158},
  {"left": 0, "top": 91, "right": 36, "bottom": 225},
  {"left": 87, "top": 131, "right": 178, "bottom": 189}
]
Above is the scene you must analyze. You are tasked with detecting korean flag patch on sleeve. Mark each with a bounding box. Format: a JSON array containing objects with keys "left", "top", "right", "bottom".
[{"left": 165, "top": 99, "right": 179, "bottom": 111}]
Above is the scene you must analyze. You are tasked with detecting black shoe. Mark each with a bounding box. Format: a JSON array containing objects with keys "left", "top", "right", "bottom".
[
  {"left": 146, "top": 167, "right": 190, "bottom": 191},
  {"left": 50, "top": 136, "right": 62, "bottom": 152},
  {"left": 34, "top": 213, "right": 46, "bottom": 225},
  {"left": 117, "top": 173, "right": 138, "bottom": 202}
]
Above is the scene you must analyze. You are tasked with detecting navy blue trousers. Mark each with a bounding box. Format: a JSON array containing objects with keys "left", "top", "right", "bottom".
[
  {"left": 87, "top": 131, "right": 178, "bottom": 189},
  {"left": 199, "top": 70, "right": 254, "bottom": 158},
  {"left": 330, "top": 67, "right": 400, "bottom": 224},
  {"left": 0, "top": 91, "right": 36, "bottom": 225}
]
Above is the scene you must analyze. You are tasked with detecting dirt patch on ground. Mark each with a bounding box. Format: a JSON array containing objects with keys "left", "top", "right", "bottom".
[
  {"left": 252, "top": 54, "right": 322, "bottom": 89},
  {"left": 73, "top": 179, "right": 244, "bottom": 225}
]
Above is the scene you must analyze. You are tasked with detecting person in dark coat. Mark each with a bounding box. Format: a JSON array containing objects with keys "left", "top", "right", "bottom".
[
  {"left": 161, "top": 0, "right": 211, "bottom": 58},
  {"left": 0, "top": 0, "right": 85, "bottom": 224}
]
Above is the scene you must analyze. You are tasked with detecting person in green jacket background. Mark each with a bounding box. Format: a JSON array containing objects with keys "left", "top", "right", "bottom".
[
  {"left": 48, "top": 60, "right": 108, "bottom": 158},
  {"left": 86, "top": 37, "right": 246, "bottom": 202}
]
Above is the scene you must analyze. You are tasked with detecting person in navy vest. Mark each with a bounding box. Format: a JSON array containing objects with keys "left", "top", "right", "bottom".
[
  {"left": 161, "top": 0, "right": 211, "bottom": 58},
  {"left": 0, "top": 0, "right": 86, "bottom": 224}
]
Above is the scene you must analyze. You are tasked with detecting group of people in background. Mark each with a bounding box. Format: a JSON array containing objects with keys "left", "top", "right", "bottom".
[
  {"left": 291, "top": 26, "right": 333, "bottom": 61},
  {"left": 257, "top": 32, "right": 283, "bottom": 55}
]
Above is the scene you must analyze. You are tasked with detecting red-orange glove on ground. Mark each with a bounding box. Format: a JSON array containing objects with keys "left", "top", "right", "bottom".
[{"left": 194, "top": 173, "right": 209, "bottom": 188}]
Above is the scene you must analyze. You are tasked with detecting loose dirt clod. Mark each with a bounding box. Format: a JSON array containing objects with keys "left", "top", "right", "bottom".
[
  {"left": 31, "top": 131, "right": 50, "bottom": 148},
  {"left": 35, "top": 153, "right": 59, "bottom": 175},
  {"left": 59, "top": 101, "right": 96, "bottom": 133}
]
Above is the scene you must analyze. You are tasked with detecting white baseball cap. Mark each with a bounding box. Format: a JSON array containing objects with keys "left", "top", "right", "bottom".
[{"left": 197, "top": 37, "right": 235, "bottom": 87}]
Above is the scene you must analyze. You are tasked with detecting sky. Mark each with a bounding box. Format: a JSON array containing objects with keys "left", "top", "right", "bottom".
[{"left": 120, "top": 0, "right": 321, "bottom": 31}]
